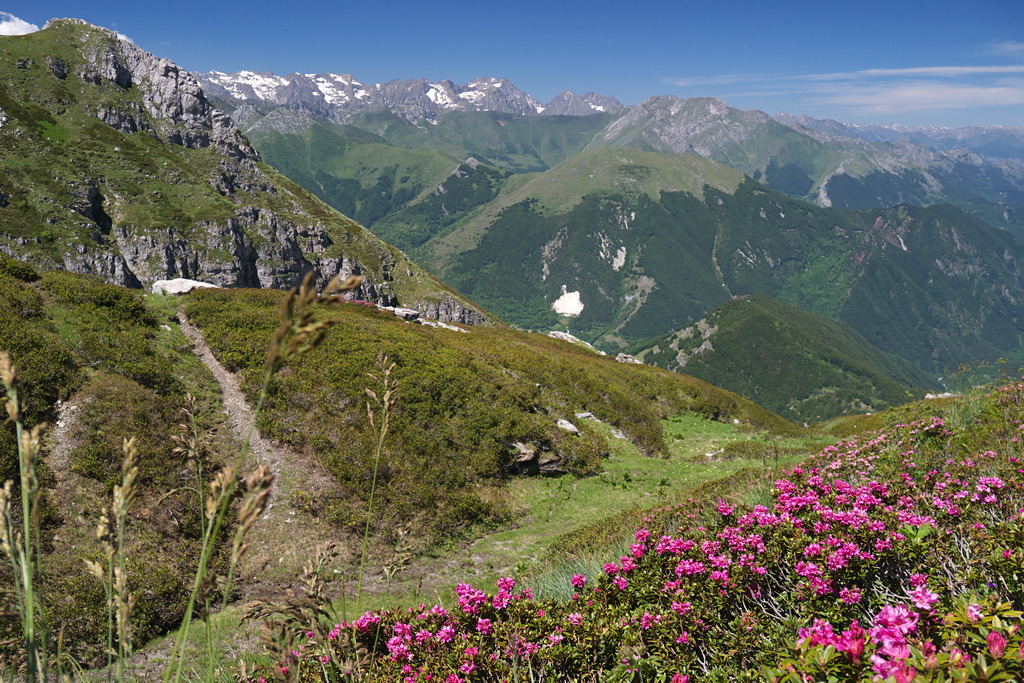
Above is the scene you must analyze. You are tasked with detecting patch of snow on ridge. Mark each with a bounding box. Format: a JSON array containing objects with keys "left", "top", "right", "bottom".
[
  {"left": 612, "top": 246, "right": 627, "bottom": 271},
  {"left": 459, "top": 90, "right": 486, "bottom": 103},
  {"left": 552, "top": 286, "right": 584, "bottom": 316},
  {"left": 315, "top": 77, "right": 349, "bottom": 104},
  {"left": 214, "top": 71, "right": 289, "bottom": 100},
  {"left": 427, "top": 84, "right": 457, "bottom": 108}
]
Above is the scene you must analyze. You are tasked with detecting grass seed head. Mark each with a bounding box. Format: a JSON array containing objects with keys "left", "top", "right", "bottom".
[{"left": 0, "top": 481, "right": 13, "bottom": 558}]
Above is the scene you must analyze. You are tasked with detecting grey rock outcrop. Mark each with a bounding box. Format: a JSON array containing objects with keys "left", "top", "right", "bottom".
[
  {"left": 68, "top": 20, "right": 255, "bottom": 162},
  {"left": 46, "top": 56, "right": 67, "bottom": 79},
  {"left": 507, "top": 441, "right": 570, "bottom": 476},
  {"left": 543, "top": 91, "right": 622, "bottom": 116},
  {"left": 0, "top": 19, "right": 488, "bottom": 326},
  {"left": 412, "top": 297, "right": 489, "bottom": 325}
]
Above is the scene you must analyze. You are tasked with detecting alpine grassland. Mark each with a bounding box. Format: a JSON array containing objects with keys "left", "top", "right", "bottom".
[
  {"left": 181, "top": 285, "right": 795, "bottom": 544},
  {"left": 0, "top": 253, "right": 802, "bottom": 678},
  {"left": 240, "top": 383, "right": 1024, "bottom": 682},
  {"left": 2, "top": 254, "right": 1024, "bottom": 681}
]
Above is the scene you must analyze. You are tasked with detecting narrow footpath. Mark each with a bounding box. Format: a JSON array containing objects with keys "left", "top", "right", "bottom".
[{"left": 178, "top": 315, "right": 351, "bottom": 597}]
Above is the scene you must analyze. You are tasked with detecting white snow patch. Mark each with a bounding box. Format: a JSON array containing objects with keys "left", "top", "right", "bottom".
[
  {"left": 215, "top": 71, "right": 289, "bottom": 100},
  {"left": 458, "top": 90, "right": 487, "bottom": 103},
  {"left": 315, "top": 77, "right": 353, "bottom": 104},
  {"left": 152, "top": 278, "right": 218, "bottom": 295},
  {"left": 552, "top": 286, "right": 584, "bottom": 316},
  {"left": 427, "top": 84, "right": 458, "bottom": 108},
  {"left": 612, "top": 246, "right": 627, "bottom": 271}
]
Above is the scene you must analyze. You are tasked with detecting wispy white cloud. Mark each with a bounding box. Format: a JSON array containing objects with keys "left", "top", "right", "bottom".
[
  {"left": 664, "top": 60, "right": 1024, "bottom": 117},
  {"left": 803, "top": 65, "right": 1024, "bottom": 80},
  {"left": 817, "top": 80, "right": 1024, "bottom": 114},
  {"left": 665, "top": 73, "right": 784, "bottom": 87},
  {"left": 990, "top": 40, "right": 1024, "bottom": 59},
  {"left": 0, "top": 11, "right": 39, "bottom": 36}
]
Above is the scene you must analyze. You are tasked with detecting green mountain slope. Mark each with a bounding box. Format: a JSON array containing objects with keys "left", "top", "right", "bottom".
[
  {"left": 433, "top": 168, "right": 1024, "bottom": 377},
  {"left": 391, "top": 147, "right": 744, "bottom": 270},
  {"left": 343, "top": 109, "right": 614, "bottom": 173},
  {"left": 245, "top": 119, "right": 465, "bottom": 228},
  {"left": 0, "top": 257, "right": 230, "bottom": 665},
  {"left": 235, "top": 98, "right": 1024, "bottom": 383},
  {"left": 585, "top": 96, "right": 1024, "bottom": 236},
  {"left": 0, "top": 20, "right": 483, "bottom": 320},
  {"left": 182, "top": 286, "right": 797, "bottom": 541},
  {"left": 633, "top": 294, "right": 931, "bottom": 423}
]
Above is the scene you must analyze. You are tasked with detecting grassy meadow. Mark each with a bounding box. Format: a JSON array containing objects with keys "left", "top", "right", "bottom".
[{"left": 1, "top": 254, "right": 1023, "bottom": 680}]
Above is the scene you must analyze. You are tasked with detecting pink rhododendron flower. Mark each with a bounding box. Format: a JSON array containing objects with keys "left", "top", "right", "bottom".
[
  {"left": 874, "top": 605, "right": 918, "bottom": 635},
  {"left": 910, "top": 585, "right": 940, "bottom": 610},
  {"left": 671, "top": 601, "right": 692, "bottom": 614},
  {"left": 797, "top": 619, "right": 835, "bottom": 647},
  {"left": 987, "top": 631, "right": 1007, "bottom": 658},
  {"left": 571, "top": 573, "right": 587, "bottom": 588},
  {"left": 640, "top": 612, "right": 661, "bottom": 630},
  {"left": 967, "top": 604, "right": 983, "bottom": 622},
  {"left": 836, "top": 621, "right": 865, "bottom": 662}
]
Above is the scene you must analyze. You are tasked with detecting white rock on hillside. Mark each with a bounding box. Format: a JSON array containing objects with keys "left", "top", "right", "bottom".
[{"left": 151, "top": 278, "right": 218, "bottom": 294}]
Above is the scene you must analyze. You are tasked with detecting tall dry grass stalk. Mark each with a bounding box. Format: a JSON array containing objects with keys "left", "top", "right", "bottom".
[
  {"left": 85, "top": 436, "right": 139, "bottom": 682},
  {"left": 355, "top": 352, "right": 398, "bottom": 618},
  {"left": 0, "top": 351, "right": 50, "bottom": 681},
  {"left": 163, "top": 271, "right": 362, "bottom": 682}
]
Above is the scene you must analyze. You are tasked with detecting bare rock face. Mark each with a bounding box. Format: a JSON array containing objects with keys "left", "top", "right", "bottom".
[
  {"left": 46, "top": 56, "right": 67, "bottom": 79},
  {"left": 412, "top": 297, "right": 489, "bottom": 325},
  {"left": 1, "top": 19, "right": 486, "bottom": 326},
  {"left": 75, "top": 30, "right": 256, "bottom": 162}
]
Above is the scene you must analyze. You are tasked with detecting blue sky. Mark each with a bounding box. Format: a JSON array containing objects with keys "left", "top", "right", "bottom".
[{"left": 3, "top": 1, "right": 1023, "bottom": 127}]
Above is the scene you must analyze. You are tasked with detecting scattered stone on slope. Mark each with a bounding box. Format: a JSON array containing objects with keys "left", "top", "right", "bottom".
[{"left": 557, "top": 419, "right": 580, "bottom": 434}]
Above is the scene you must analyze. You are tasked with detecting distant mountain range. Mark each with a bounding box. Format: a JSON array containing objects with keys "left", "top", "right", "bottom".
[
  {"left": 199, "top": 70, "right": 1024, "bottom": 237},
  {"left": 231, "top": 106, "right": 1024, "bottom": 388},
  {"left": 198, "top": 71, "right": 623, "bottom": 120}
]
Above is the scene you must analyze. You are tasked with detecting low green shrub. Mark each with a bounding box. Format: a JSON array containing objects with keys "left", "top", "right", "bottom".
[
  {"left": 0, "top": 253, "right": 40, "bottom": 282},
  {"left": 184, "top": 287, "right": 798, "bottom": 546},
  {"left": 67, "top": 373, "right": 183, "bottom": 493}
]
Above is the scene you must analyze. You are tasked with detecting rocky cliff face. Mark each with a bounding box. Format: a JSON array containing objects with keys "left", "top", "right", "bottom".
[
  {"left": 0, "top": 19, "right": 486, "bottom": 323},
  {"left": 542, "top": 91, "right": 623, "bottom": 116}
]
